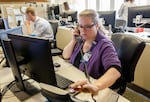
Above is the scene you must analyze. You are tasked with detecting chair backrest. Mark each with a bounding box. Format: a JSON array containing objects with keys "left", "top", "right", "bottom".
[
  {"left": 115, "top": 19, "right": 126, "bottom": 28},
  {"left": 111, "top": 33, "right": 145, "bottom": 83},
  {"left": 111, "top": 33, "right": 145, "bottom": 94},
  {"left": 49, "top": 22, "right": 58, "bottom": 48},
  {"left": 115, "top": 19, "right": 126, "bottom": 33},
  {"left": 49, "top": 22, "right": 59, "bottom": 39}
]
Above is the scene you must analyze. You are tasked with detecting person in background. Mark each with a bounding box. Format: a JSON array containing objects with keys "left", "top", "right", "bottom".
[
  {"left": 62, "top": 2, "right": 75, "bottom": 14},
  {"left": 25, "top": 7, "right": 54, "bottom": 40},
  {"left": 63, "top": 9, "right": 121, "bottom": 95},
  {"left": 118, "top": 0, "right": 136, "bottom": 22}
]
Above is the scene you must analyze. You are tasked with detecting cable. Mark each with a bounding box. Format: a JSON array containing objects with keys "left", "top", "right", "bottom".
[
  {"left": 135, "top": 22, "right": 150, "bottom": 28},
  {"left": 91, "top": 94, "right": 96, "bottom": 102},
  {"left": 79, "top": 43, "right": 96, "bottom": 102},
  {"left": 80, "top": 51, "right": 91, "bottom": 83},
  {"left": 1, "top": 80, "right": 16, "bottom": 96},
  {"left": 0, "top": 56, "right": 5, "bottom": 64}
]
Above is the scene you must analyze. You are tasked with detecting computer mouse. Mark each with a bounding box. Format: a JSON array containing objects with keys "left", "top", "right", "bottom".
[
  {"left": 147, "top": 35, "right": 150, "bottom": 38},
  {"left": 54, "top": 62, "right": 61, "bottom": 67}
]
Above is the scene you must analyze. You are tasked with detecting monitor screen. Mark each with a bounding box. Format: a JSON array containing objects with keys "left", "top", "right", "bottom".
[
  {"left": 97, "top": 11, "right": 116, "bottom": 28},
  {"left": 7, "top": 34, "right": 57, "bottom": 86},
  {"left": 128, "top": 5, "right": 150, "bottom": 28},
  {"left": 0, "top": 18, "right": 5, "bottom": 30}
]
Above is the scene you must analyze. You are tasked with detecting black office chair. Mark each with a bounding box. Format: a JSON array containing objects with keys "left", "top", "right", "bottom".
[
  {"left": 111, "top": 33, "right": 145, "bottom": 95},
  {"left": 115, "top": 19, "right": 126, "bottom": 33},
  {"left": 49, "top": 22, "right": 62, "bottom": 56}
]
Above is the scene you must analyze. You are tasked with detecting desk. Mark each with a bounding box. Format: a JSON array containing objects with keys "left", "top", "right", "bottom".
[
  {"left": 124, "top": 32, "right": 150, "bottom": 43},
  {"left": 0, "top": 56, "right": 130, "bottom": 102}
]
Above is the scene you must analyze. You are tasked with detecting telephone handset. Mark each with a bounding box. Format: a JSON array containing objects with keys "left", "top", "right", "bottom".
[{"left": 74, "top": 27, "right": 83, "bottom": 42}]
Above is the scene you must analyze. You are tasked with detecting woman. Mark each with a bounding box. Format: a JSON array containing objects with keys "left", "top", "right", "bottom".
[
  {"left": 63, "top": 9, "right": 121, "bottom": 95},
  {"left": 62, "top": 2, "right": 75, "bottom": 14},
  {"left": 118, "top": 0, "right": 136, "bottom": 22}
]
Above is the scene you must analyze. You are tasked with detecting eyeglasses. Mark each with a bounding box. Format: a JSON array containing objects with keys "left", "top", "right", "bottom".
[{"left": 78, "top": 23, "right": 96, "bottom": 30}]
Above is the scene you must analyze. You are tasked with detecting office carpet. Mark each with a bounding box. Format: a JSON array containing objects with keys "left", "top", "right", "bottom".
[{"left": 123, "top": 87, "right": 150, "bottom": 102}]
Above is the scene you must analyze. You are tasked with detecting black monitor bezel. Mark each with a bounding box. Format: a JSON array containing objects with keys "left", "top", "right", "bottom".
[
  {"left": 7, "top": 33, "right": 57, "bottom": 86},
  {"left": 0, "top": 18, "right": 5, "bottom": 30},
  {"left": 128, "top": 5, "right": 150, "bottom": 28},
  {"left": 97, "top": 10, "right": 116, "bottom": 28}
]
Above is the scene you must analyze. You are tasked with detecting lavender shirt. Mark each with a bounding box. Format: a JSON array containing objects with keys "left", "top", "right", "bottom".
[{"left": 70, "top": 32, "right": 121, "bottom": 79}]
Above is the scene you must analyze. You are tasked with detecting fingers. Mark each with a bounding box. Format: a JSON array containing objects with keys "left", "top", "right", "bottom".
[
  {"left": 69, "top": 80, "right": 99, "bottom": 95},
  {"left": 70, "top": 80, "right": 88, "bottom": 89},
  {"left": 72, "top": 27, "right": 80, "bottom": 36}
]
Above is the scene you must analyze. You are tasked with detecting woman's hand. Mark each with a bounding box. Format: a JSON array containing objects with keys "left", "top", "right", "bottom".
[
  {"left": 69, "top": 80, "right": 99, "bottom": 95},
  {"left": 72, "top": 26, "right": 80, "bottom": 41}
]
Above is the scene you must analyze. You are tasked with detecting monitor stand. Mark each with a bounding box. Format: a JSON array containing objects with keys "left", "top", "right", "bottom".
[{"left": 9, "top": 79, "right": 40, "bottom": 101}]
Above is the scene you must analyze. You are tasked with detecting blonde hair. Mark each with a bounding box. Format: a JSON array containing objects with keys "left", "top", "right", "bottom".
[
  {"left": 25, "top": 7, "right": 36, "bottom": 16},
  {"left": 79, "top": 9, "right": 108, "bottom": 35}
]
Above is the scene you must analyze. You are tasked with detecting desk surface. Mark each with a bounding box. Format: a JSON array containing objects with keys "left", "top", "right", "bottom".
[
  {"left": 124, "top": 32, "right": 150, "bottom": 43},
  {"left": 0, "top": 56, "right": 130, "bottom": 102}
]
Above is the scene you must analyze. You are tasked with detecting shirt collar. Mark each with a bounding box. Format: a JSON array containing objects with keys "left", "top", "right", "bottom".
[{"left": 34, "top": 16, "right": 40, "bottom": 23}]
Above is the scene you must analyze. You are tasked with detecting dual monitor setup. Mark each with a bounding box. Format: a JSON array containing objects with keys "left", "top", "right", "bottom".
[
  {"left": 1, "top": 33, "right": 66, "bottom": 100},
  {"left": 97, "top": 5, "right": 150, "bottom": 33}
]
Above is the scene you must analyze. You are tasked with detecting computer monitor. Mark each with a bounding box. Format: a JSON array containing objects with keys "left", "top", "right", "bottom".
[
  {"left": 128, "top": 5, "right": 150, "bottom": 28},
  {"left": 7, "top": 34, "right": 57, "bottom": 87},
  {"left": 1, "top": 39, "right": 25, "bottom": 92},
  {"left": 53, "top": 5, "right": 60, "bottom": 15},
  {"left": 0, "top": 26, "right": 23, "bottom": 40},
  {"left": 47, "top": 5, "right": 60, "bottom": 20},
  {"left": 97, "top": 11, "right": 116, "bottom": 29},
  {"left": 63, "top": 11, "right": 78, "bottom": 23},
  {"left": 0, "top": 18, "right": 5, "bottom": 30}
]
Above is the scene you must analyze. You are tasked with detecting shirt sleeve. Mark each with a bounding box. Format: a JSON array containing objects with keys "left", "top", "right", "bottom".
[
  {"left": 118, "top": 4, "right": 124, "bottom": 17},
  {"left": 101, "top": 41, "right": 121, "bottom": 72}
]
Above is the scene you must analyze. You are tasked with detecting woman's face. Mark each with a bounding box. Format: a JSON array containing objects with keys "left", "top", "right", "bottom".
[{"left": 78, "top": 16, "right": 99, "bottom": 40}]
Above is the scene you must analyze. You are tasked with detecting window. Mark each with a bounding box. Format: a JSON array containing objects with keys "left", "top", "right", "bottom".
[
  {"left": 99, "top": 0, "right": 111, "bottom": 11},
  {"left": 134, "top": 0, "right": 147, "bottom": 6},
  {"left": 87, "top": 0, "right": 96, "bottom": 10},
  {"left": 70, "top": 0, "right": 86, "bottom": 13}
]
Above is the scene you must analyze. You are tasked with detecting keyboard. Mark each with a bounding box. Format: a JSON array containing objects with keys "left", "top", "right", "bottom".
[{"left": 56, "top": 74, "right": 73, "bottom": 89}]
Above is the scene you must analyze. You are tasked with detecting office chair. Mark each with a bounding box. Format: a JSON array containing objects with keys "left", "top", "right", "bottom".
[
  {"left": 111, "top": 33, "right": 145, "bottom": 95},
  {"left": 49, "top": 21, "right": 62, "bottom": 56},
  {"left": 115, "top": 19, "right": 126, "bottom": 33}
]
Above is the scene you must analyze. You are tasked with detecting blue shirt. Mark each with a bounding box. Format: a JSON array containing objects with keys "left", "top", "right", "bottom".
[
  {"left": 70, "top": 32, "right": 121, "bottom": 79},
  {"left": 33, "top": 16, "right": 54, "bottom": 40}
]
